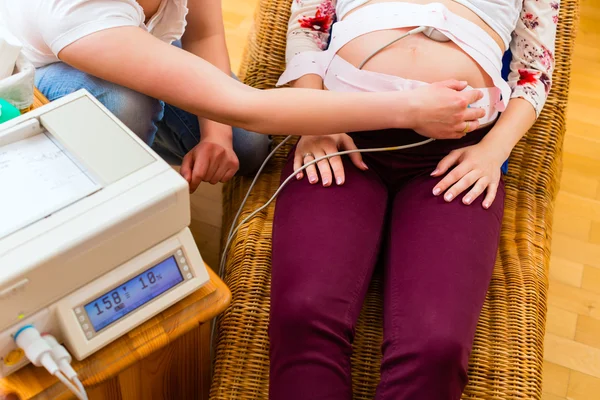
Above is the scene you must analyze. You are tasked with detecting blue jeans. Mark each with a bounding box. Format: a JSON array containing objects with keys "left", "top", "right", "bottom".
[{"left": 35, "top": 62, "right": 271, "bottom": 175}]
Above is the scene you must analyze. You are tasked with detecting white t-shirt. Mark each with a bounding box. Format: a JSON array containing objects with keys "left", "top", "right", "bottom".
[{"left": 0, "top": 0, "right": 189, "bottom": 68}]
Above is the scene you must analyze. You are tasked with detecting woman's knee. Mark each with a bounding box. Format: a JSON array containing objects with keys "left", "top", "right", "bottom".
[
  {"left": 269, "top": 288, "right": 349, "bottom": 343},
  {"left": 35, "top": 63, "right": 163, "bottom": 145},
  {"left": 232, "top": 128, "right": 271, "bottom": 176},
  {"left": 417, "top": 333, "right": 469, "bottom": 371},
  {"left": 385, "top": 330, "right": 469, "bottom": 373},
  {"left": 270, "top": 291, "right": 323, "bottom": 333}
]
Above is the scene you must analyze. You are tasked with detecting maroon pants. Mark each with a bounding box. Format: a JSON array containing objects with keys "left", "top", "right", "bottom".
[{"left": 269, "top": 127, "right": 504, "bottom": 400}]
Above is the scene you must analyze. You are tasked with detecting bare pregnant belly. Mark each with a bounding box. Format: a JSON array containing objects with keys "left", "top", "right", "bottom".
[{"left": 337, "top": 0, "right": 505, "bottom": 88}]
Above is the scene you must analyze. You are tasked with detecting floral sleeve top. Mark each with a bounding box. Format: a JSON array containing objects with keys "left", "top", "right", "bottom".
[
  {"left": 285, "top": 0, "right": 560, "bottom": 116},
  {"left": 507, "top": 1, "right": 559, "bottom": 115}
]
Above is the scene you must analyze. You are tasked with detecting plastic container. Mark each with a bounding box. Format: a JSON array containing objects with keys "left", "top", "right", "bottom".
[
  {"left": 0, "top": 27, "right": 22, "bottom": 80},
  {"left": 0, "top": 53, "right": 35, "bottom": 112}
]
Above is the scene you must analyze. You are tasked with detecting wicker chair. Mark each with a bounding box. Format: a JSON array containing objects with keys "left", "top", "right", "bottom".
[{"left": 210, "top": 0, "right": 580, "bottom": 397}]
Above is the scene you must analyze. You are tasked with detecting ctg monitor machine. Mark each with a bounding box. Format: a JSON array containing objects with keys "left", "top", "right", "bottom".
[{"left": 0, "top": 90, "right": 210, "bottom": 378}]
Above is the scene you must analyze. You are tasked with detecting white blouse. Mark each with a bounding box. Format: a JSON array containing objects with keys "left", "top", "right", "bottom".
[
  {"left": 285, "top": 0, "right": 559, "bottom": 116},
  {"left": 0, "top": 0, "right": 189, "bottom": 68}
]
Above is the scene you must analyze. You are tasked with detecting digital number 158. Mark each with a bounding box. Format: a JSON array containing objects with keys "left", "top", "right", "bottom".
[
  {"left": 93, "top": 291, "right": 122, "bottom": 315},
  {"left": 93, "top": 271, "right": 157, "bottom": 316}
]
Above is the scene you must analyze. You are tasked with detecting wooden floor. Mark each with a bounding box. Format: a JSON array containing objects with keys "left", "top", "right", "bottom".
[
  {"left": 542, "top": 0, "right": 600, "bottom": 398},
  {"left": 187, "top": 0, "right": 600, "bottom": 398}
]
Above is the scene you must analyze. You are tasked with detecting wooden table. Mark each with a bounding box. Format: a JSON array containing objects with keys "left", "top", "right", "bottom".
[{"left": 0, "top": 90, "right": 231, "bottom": 399}]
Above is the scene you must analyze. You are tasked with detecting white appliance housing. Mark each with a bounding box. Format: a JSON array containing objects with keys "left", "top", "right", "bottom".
[{"left": 0, "top": 90, "right": 209, "bottom": 377}]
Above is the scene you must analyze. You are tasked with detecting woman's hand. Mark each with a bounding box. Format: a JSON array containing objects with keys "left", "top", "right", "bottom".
[
  {"left": 294, "top": 134, "right": 368, "bottom": 186},
  {"left": 408, "top": 80, "right": 487, "bottom": 139},
  {"left": 181, "top": 133, "right": 239, "bottom": 192},
  {"left": 431, "top": 141, "right": 505, "bottom": 208}
]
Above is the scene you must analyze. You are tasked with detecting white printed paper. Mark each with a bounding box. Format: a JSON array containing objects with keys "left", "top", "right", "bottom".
[{"left": 0, "top": 132, "right": 100, "bottom": 239}]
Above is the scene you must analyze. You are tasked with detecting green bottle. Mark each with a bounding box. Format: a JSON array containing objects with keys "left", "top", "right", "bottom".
[{"left": 0, "top": 98, "right": 21, "bottom": 124}]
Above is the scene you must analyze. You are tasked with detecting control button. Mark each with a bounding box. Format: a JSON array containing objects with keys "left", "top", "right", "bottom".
[
  {"left": 183, "top": 265, "right": 189, "bottom": 272},
  {"left": 86, "top": 332, "right": 93, "bottom": 339},
  {"left": 179, "top": 257, "right": 186, "bottom": 264},
  {"left": 82, "top": 324, "right": 89, "bottom": 330},
  {"left": 78, "top": 316, "right": 85, "bottom": 322},
  {"left": 176, "top": 250, "right": 183, "bottom": 256},
  {"left": 3, "top": 348, "right": 24, "bottom": 366},
  {"left": 75, "top": 308, "right": 82, "bottom": 315},
  {"left": 186, "top": 273, "right": 193, "bottom": 279}
]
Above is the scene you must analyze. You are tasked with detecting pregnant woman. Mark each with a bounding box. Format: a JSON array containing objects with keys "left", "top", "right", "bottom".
[{"left": 269, "top": 0, "right": 558, "bottom": 398}]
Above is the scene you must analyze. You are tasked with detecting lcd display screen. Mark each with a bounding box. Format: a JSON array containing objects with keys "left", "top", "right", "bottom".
[{"left": 84, "top": 256, "right": 183, "bottom": 332}]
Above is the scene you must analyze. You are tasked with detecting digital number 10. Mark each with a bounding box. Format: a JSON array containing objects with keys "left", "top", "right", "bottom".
[{"left": 139, "top": 271, "right": 156, "bottom": 289}]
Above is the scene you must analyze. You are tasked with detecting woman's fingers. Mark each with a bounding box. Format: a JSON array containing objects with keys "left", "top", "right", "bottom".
[
  {"left": 190, "top": 159, "right": 209, "bottom": 193},
  {"left": 459, "top": 119, "right": 481, "bottom": 133},
  {"left": 482, "top": 182, "right": 499, "bottom": 209},
  {"left": 443, "top": 170, "right": 481, "bottom": 202},
  {"left": 322, "top": 142, "right": 344, "bottom": 185},
  {"left": 328, "top": 153, "right": 344, "bottom": 186},
  {"left": 294, "top": 150, "right": 304, "bottom": 180},
  {"left": 181, "top": 152, "right": 194, "bottom": 184},
  {"left": 433, "top": 162, "right": 470, "bottom": 198},
  {"left": 314, "top": 149, "right": 333, "bottom": 187},
  {"left": 304, "top": 153, "right": 319, "bottom": 184},
  {"left": 213, "top": 161, "right": 232, "bottom": 184},
  {"left": 458, "top": 89, "right": 484, "bottom": 106},
  {"left": 295, "top": 134, "right": 367, "bottom": 187},
  {"left": 463, "top": 107, "right": 486, "bottom": 122},
  {"left": 435, "top": 79, "right": 468, "bottom": 92},
  {"left": 462, "top": 177, "right": 489, "bottom": 205},
  {"left": 340, "top": 135, "right": 368, "bottom": 172},
  {"left": 431, "top": 149, "right": 462, "bottom": 177},
  {"left": 450, "top": 119, "right": 481, "bottom": 138},
  {"left": 204, "top": 160, "right": 219, "bottom": 185},
  {"left": 221, "top": 167, "right": 237, "bottom": 183}
]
